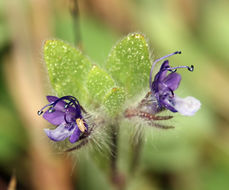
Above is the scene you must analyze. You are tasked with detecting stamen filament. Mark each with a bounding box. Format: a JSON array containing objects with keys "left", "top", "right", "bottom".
[
  {"left": 48, "top": 108, "right": 55, "bottom": 113},
  {"left": 51, "top": 96, "right": 78, "bottom": 107},
  {"left": 38, "top": 96, "right": 81, "bottom": 116},
  {"left": 37, "top": 102, "right": 55, "bottom": 115},
  {"left": 168, "top": 65, "right": 194, "bottom": 72},
  {"left": 149, "top": 51, "right": 181, "bottom": 88},
  {"left": 51, "top": 96, "right": 80, "bottom": 112}
]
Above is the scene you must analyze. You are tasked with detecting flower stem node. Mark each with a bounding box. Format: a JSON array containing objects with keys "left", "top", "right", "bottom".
[{"left": 38, "top": 96, "right": 88, "bottom": 143}]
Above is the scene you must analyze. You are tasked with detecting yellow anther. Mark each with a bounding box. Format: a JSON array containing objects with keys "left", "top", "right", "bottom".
[{"left": 76, "top": 118, "right": 87, "bottom": 132}]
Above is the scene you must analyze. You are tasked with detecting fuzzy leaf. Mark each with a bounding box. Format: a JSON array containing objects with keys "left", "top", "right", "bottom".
[
  {"left": 86, "top": 66, "right": 115, "bottom": 103},
  {"left": 103, "top": 88, "right": 126, "bottom": 116},
  {"left": 44, "top": 40, "right": 92, "bottom": 103},
  {"left": 105, "top": 33, "right": 151, "bottom": 97}
]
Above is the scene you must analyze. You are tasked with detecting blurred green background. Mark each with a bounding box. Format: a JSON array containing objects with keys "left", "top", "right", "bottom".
[{"left": 1, "top": 0, "right": 229, "bottom": 189}]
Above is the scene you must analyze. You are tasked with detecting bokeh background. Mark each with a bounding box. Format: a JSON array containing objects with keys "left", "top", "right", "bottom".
[{"left": 1, "top": 0, "right": 229, "bottom": 189}]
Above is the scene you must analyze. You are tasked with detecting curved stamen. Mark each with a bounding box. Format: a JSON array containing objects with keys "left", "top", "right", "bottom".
[
  {"left": 37, "top": 102, "right": 55, "bottom": 115},
  {"left": 167, "top": 65, "right": 194, "bottom": 72},
  {"left": 71, "top": 100, "right": 80, "bottom": 109},
  {"left": 149, "top": 51, "right": 181, "bottom": 88},
  {"left": 52, "top": 96, "right": 80, "bottom": 111},
  {"left": 52, "top": 96, "right": 82, "bottom": 118},
  {"left": 66, "top": 99, "right": 81, "bottom": 113},
  {"left": 51, "top": 96, "right": 78, "bottom": 107},
  {"left": 64, "top": 101, "right": 74, "bottom": 109},
  {"left": 38, "top": 96, "right": 81, "bottom": 116},
  {"left": 48, "top": 108, "right": 55, "bottom": 113}
]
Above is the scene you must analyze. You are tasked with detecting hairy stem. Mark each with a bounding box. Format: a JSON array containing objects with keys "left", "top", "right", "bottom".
[
  {"left": 130, "top": 130, "right": 144, "bottom": 173},
  {"left": 109, "top": 124, "right": 125, "bottom": 190},
  {"left": 110, "top": 124, "right": 118, "bottom": 183},
  {"left": 69, "top": 0, "right": 82, "bottom": 49}
]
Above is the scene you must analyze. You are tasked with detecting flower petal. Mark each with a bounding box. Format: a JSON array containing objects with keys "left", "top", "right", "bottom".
[
  {"left": 46, "top": 96, "right": 58, "bottom": 103},
  {"left": 69, "top": 125, "right": 81, "bottom": 143},
  {"left": 44, "top": 123, "right": 74, "bottom": 141},
  {"left": 174, "top": 96, "right": 201, "bottom": 116},
  {"left": 43, "top": 110, "right": 65, "bottom": 125},
  {"left": 159, "top": 97, "right": 177, "bottom": 112},
  {"left": 163, "top": 72, "right": 181, "bottom": 91},
  {"left": 151, "top": 61, "right": 169, "bottom": 93}
]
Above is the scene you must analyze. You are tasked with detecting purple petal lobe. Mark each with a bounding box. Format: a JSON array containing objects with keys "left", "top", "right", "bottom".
[
  {"left": 160, "top": 98, "right": 178, "bottom": 112},
  {"left": 44, "top": 123, "right": 73, "bottom": 141},
  {"left": 46, "top": 96, "right": 59, "bottom": 103},
  {"left": 163, "top": 72, "right": 181, "bottom": 91},
  {"left": 43, "top": 110, "right": 65, "bottom": 125},
  {"left": 69, "top": 125, "right": 81, "bottom": 143},
  {"left": 152, "top": 61, "right": 170, "bottom": 93}
]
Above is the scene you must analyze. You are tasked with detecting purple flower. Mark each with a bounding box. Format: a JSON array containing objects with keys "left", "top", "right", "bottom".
[
  {"left": 149, "top": 51, "right": 201, "bottom": 116},
  {"left": 38, "top": 96, "right": 88, "bottom": 143}
]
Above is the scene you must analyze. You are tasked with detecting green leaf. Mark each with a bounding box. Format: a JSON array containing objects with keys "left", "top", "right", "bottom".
[
  {"left": 103, "top": 88, "right": 126, "bottom": 116},
  {"left": 86, "top": 65, "right": 115, "bottom": 103},
  {"left": 44, "top": 40, "right": 92, "bottom": 103},
  {"left": 105, "top": 33, "right": 151, "bottom": 97}
]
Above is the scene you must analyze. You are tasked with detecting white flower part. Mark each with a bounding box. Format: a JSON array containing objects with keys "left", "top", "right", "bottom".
[
  {"left": 44, "top": 123, "right": 74, "bottom": 141},
  {"left": 174, "top": 96, "right": 201, "bottom": 116}
]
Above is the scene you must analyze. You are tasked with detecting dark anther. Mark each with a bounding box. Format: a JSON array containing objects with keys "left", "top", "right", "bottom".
[
  {"left": 48, "top": 108, "right": 55, "bottom": 113},
  {"left": 168, "top": 68, "right": 177, "bottom": 73},
  {"left": 37, "top": 110, "right": 43, "bottom": 115},
  {"left": 188, "top": 65, "right": 194, "bottom": 72},
  {"left": 174, "top": 51, "right": 182, "bottom": 54},
  {"left": 164, "top": 64, "right": 170, "bottom": 69},
  {"left": 162, "top": 64, "right": 170, "bottom": 72}
]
